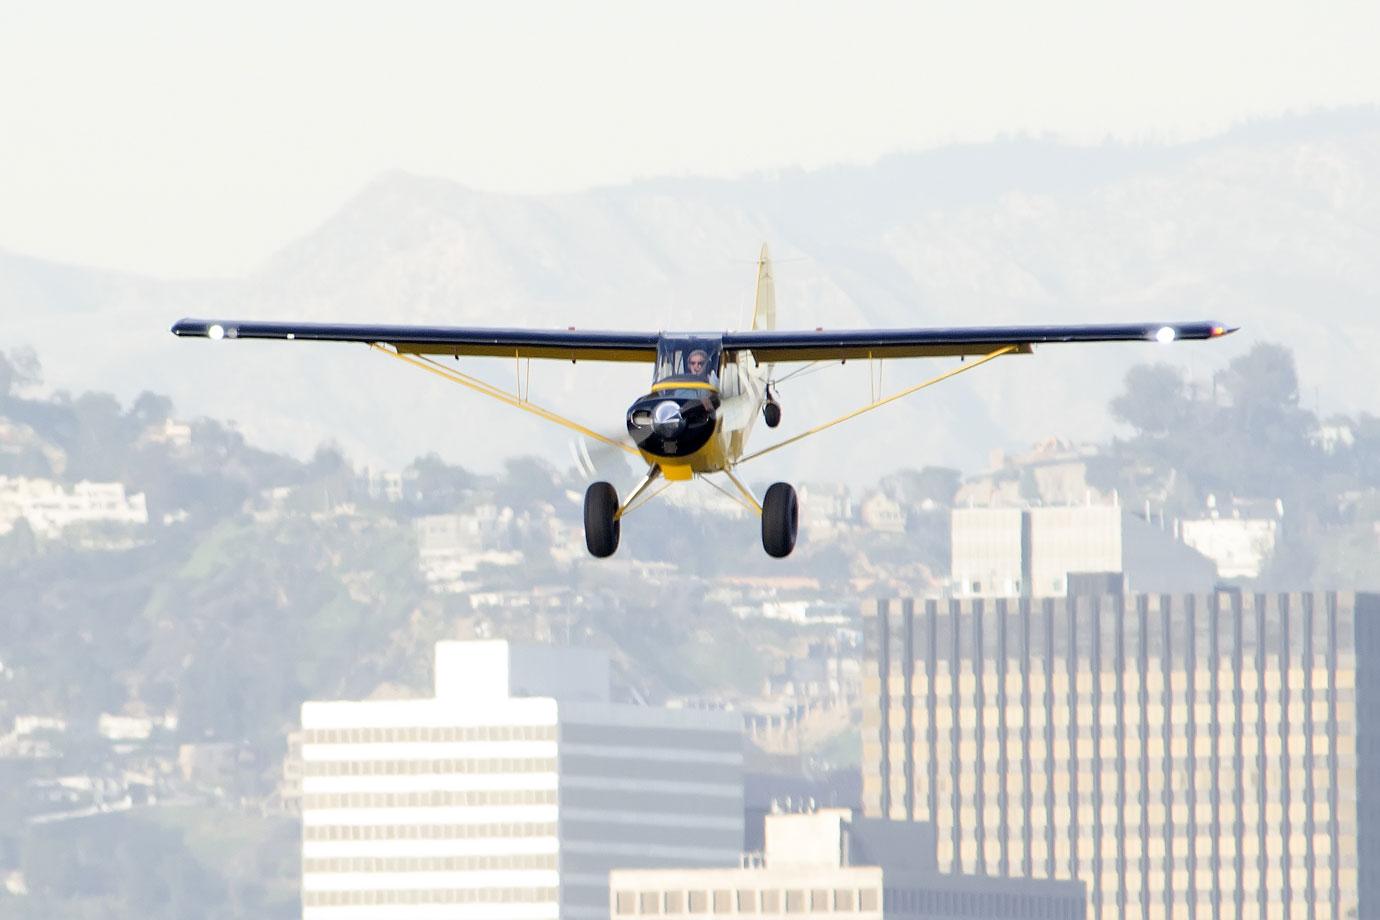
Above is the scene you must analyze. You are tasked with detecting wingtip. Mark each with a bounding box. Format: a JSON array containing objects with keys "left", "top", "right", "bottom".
[{"left": 170, "top": 318, "right": 221, "bottom": 338}]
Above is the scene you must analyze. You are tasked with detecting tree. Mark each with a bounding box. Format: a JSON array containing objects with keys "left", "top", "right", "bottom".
[
  {"left": 495, "top": 456, "right": 566, "bottom": 508},
  {"left": 0, "top": 347, "right": 41, "bottom": 398},
  {"left": 1217, "top": 342, "right": 1300, "bottom": 411},
  {"left": 20, "top": 814, "right": 226, "bottom": 918},
  {"left": 1110, "top": 363, "right": 1192, "bottom": 437},
  {"left": 403, "top": 453, "right": 475, "bottom": 511},
  {"left": 0, "top": 518, "right": 38, "bottom": 563},
  {"left": 878, "top": 466, "right": 961, "bottom": 507},
  {"left": 129, "top": 391, "right": 174, "bottom": 428}
]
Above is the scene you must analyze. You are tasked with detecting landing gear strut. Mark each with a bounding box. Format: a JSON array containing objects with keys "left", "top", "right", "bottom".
[
  {"left": 761, "top": 482, "right": 798, "bottom": 558},
  {"left": 584, "top": 481, "right": 620, "bottom": 558},
  {"left": 763, "top": 387, "right": 782, "bottom": 428}
]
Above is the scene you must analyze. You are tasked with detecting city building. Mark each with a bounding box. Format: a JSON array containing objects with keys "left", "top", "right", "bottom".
[
  {"left": 797, "top": 483, "right": 854, "bottom": 540},
  {"left": 97, "top": 713, "right": 156, "bottom": 742},
  {"left": 611, "top": 808, "right": 1085, "bottom": 918},
  {"left": 862, "top": 592, "right": 1378, "bottom": 919},
  {"left": 0, "top": 476, "right": 148, "bottom": 538},
  {"left": 178, "top": 741, "right": 241, "bottom": 789},
  {"left": 414, "top": 509, "right": 524, "bottom": 589},
  {"left": 139, "top": 417, "right": 192, "bottom": 448},
  {"left": 956, "top": 439, "right": 1110, "bottom": 508},
  {"left": 951, "top": 504, "right": 1217, "bottom": 598},
  {"left": 859, "top": 493, "right": 907, "bottom": 534},
  {"left": 300, "top": 640, "right": 743, "bottom": 920},
  {"left": 279, "top": 730, "right": 303, "bottom": 813},
  {"left": 1179, "top": 496, "right": 1283, "bottom": 579}
]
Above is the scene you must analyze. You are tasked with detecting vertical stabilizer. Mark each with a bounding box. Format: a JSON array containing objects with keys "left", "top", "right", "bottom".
[{"left": 752, "top": 243, "right": 776, "bottom": 331}]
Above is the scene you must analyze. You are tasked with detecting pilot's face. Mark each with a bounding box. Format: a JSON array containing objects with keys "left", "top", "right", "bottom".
[{"left": 688, "top": 353, "right": 706, "bottom": 373}]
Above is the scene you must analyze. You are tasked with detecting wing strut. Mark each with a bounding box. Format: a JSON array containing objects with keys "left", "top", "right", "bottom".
[
  {"left": 372, "top": 344, "right": 640, "bottom": 457},
  {"left": 737, "top": 344, "right": 1019, "bottom": 465}
]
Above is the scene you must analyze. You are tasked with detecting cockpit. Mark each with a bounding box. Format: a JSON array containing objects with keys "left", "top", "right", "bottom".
[
  {"left": 653, "top": 335, "right": 722, "bottom": 388},
  {"left": 627, "top": 335, "right": 724, "bottom": 459}
]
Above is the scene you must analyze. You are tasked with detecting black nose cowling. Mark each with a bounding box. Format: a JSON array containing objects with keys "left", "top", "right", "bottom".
[{"left": 626, "top": 389, "right": 719, "bottom": 458}]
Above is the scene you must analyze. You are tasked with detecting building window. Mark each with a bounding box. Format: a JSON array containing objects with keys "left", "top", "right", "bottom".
[
  {"left": 810, "top": 890, "right": 829, "bottom": 911},
  {"left": 713, "top": 890, "right": 733, "bottom": 912},
  {"left": 859, "top": 889, "right": 879, "bottom": 911},
  {"left": 737, "top": 890, "right": 758, "bottom": 913},
  {"left": 688, "top": 891, "right": 709, "bottom": 913},
  {"left": 834, "top": 889, "right": 856, "bottom": 911},
  {"left": 639, "top": 892, "right": 662, "bottom": 915},
  {"left": 665, "top": 892, "right": 686, "bottom": 912},
  {"left": 615, "top": 892, "right": 636, "bottom": 915},
  {"left": 785, "top": 890, "right": 806, "bottom": 913},
  {"left": 761, "top": 890, "right": 782, "bottom": 912}
]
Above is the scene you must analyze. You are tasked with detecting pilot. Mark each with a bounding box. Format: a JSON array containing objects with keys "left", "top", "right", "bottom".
[{"left": 686, "top": 349, "right": 718, "bottom": 386}]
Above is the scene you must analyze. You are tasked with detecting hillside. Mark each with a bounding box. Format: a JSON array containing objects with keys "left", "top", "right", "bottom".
[{"left": 4, "top": 109, "right": 1378, "bottom": 488}]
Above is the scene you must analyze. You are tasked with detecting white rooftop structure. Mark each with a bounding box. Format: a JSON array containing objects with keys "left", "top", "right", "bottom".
[
  {"left": 1179, "top": 496, "right": 1283, "bottom": 579},
  {"left": 952, "top": 504, "right": 1217, "bottom": 597},
  {"left": 611, "top": 809, "right": 1085, "bottom": 919},
  {"left": 300, "top": 640, "right": 743, "bottom": 920}
]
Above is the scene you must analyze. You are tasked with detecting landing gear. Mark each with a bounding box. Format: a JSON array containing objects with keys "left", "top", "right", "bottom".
[
  {"left": 763, "top": 388, "right": 782, "bottom": 428},
  {"left": 763, "top": 400, "right": 782, "bottom": 428},
  {"left": 761, "top": 482, "right": 798, "bottom": 558},
  {"left": 584, "top": 481, "right": 620, "bottom": 558}
]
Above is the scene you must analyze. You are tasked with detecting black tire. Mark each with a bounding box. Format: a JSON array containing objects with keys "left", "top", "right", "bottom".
[
  {"left": 761, "top": 482, "right": 798, "bottom": 558},
  {"left": 584, "top": 482, "right": 620, "bottom": 558},
  {"left": 763, "top": 400, "right": 782, "bottom": 428}
]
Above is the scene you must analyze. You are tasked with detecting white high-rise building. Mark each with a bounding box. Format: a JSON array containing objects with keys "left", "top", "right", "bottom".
[
  {"left": 951, "top": 505, "right": 1217, "bottom": 598},
  {"left": 300, "top": 640, "right": 744, "bottom": 920}
]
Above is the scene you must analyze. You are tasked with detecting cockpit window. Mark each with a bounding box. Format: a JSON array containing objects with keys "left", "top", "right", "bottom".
[{"left": 654, "top": 336, "right": 722, "bottom": 386}]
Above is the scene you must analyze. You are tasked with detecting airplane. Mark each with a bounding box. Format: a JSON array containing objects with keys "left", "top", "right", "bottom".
[{"left": 171, "top": 244, "right": 1235, "bottom": 559}]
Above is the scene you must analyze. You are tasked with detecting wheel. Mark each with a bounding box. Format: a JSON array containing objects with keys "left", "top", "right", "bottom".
[
  {"left": 761, "top": 482, "right": 798, "bottom": 558},
  {"left": 584, "top": 481, "right": 620, "bottom": 558},
  {"left": 763, "top": 400, "right": 782, "bottom": 428}
]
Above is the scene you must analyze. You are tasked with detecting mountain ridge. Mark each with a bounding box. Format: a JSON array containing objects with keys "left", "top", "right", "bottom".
[{"left": 5, "top": 108, "right": 1378, "bottom": 483}]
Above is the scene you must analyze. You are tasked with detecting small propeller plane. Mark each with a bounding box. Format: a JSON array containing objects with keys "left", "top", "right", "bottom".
[{"left": 172, "top": 245, "right": 1235, "bottom": 558}]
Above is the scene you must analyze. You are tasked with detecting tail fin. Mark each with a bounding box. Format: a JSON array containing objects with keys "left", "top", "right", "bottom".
[{"left": 751, "top": 243, "right": 776, "bottom": 331}]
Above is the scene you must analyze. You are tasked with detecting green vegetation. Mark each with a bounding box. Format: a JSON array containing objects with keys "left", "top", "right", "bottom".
[
  {"left": 4, "top": 809, "right": 297, "bottom": 920},
  {"left": 1101, "top": 342, "right": 1380, "bottom": 588}
]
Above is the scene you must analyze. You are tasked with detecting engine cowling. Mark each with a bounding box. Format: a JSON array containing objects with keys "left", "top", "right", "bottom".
[{"left": 626, "top": 388, "right": 719, "bottom": 458}]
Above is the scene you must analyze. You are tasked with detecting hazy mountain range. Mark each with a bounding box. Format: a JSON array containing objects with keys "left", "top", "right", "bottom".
[{"left": 7, "top": 108, "right": 1379, "bottom": 487}]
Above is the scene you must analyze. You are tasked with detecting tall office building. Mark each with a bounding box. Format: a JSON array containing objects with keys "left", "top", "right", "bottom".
[
  {"left": 300, "top": 640, "right": 743, "bottom": 920},
  {"left": 862, "top": 592, "right": 1379, "bottom": 919}
]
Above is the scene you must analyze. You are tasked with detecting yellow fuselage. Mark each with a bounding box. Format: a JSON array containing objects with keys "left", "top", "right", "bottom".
[{"left": 636, "top": 352, "right": 768, "bottom": 479}]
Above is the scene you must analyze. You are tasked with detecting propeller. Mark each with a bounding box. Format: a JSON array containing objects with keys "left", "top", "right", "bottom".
[{"left": 569, "top": 433, "right": 639, "bottom": 484}]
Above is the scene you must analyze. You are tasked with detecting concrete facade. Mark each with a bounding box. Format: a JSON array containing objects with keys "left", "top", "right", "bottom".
[
  {"left": 300, "top": 640, "right": 743, "bottom": 920},
  {"left": 611, "top": 809, "right": 1085, "bottom": 919},
  {"left": 863, "top": 592, "right": 1380, "bottom": 919},
  {"left": 951, "top": 505, "right": 1217, "bottom": 598}
]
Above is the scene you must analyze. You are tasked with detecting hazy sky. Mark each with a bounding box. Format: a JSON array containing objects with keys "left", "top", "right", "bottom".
[{"left": 2, "top": 1, "right": 1378, "bottom": 278}]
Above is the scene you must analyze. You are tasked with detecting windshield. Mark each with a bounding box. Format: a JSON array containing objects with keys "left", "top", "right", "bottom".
[{"left": 653, "top": 336, "right": 722, "bottom": 385}]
